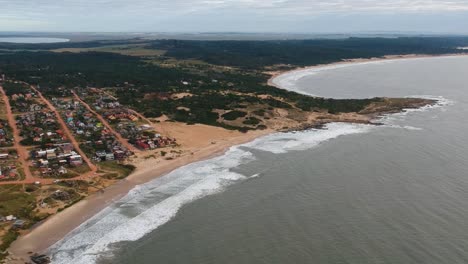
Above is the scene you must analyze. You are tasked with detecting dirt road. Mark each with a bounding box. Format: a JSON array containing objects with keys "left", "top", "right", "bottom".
[
  {"left": 0, "top": 86, "right": 34, "bottom": 181},
  {"left": 31, "top": 86, "right": 97, "bottom": 173},
  {"left": 72, "top": 91, "right": 139, "bottom": 153}
]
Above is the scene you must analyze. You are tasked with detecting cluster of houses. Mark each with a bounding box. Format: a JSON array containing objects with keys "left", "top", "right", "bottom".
[
  {"left": 0, "top": 119, "right": 13, "bottom": 147},
  {"left": 9, "top": 92, "right": 43, "bottom": 113},
  {"left": 0, "top": 215, "right": 25, "bottom": 229},
  {"left": 93, "top": 95, "right": 121, "bottom": 110},
  {"left": 77, "top": 88, "right": 177, "bottom": 153},
  {"left": 30, "top": 143, "right": 82, "bottom": 176},
  {"left": 135, "top": 136, "right": 177, "bottom": 150},
  {"left": 52, "top": 97, "right": 133, "bottom": 162},
  {"left": 103, "top": 110, "right": 139, "bottom": 122},
  {"left": 16, "top": 111, "right": 66, "bottom": 145},
  {"left": 0, "top": 163, "right": 18, "bottom": 181}
]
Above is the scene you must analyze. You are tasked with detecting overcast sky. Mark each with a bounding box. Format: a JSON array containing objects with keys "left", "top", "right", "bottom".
[{"left": 0, "top": 0, "right": 467, "bottom": 33}]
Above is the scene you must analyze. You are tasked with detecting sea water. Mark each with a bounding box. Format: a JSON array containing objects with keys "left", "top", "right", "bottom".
[
  {"left": 0, "top": 37, "right": 69, "bottom": 43},
  {"left": 50, "top": 56, "right": 468, "bottom": 264}
]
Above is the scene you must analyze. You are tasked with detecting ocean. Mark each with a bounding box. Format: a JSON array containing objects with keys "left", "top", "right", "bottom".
[
  {"left": 50, "top": 55, "right": 468, "bottom": 264},
  {"left": 0, "top": 37, "right": 69, "bottom": 43}
]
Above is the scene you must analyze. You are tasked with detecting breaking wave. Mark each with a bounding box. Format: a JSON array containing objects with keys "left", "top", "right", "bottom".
[
  {"left": 49, "top": 122, "right": 378, "bottom": 264},
  {"left": 50, "top": 60, "right": 453, "bottom": 264}
]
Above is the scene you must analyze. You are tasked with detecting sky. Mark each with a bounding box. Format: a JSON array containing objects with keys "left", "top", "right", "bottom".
[{"left": 0, "top": 0, "right": 467, "bottom": 33}]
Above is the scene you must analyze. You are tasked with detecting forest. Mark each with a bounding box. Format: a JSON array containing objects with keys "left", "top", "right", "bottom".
[{"left": 0, "top": 36, "right": 465, "bottom": 128}]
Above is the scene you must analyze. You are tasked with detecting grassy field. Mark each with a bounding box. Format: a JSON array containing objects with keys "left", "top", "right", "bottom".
[
  {"left": 52, "top": 44, "right": 166, "bottom": 57},
  {"left": 98, "top": 161, "right": 136, "bottom": 180}
]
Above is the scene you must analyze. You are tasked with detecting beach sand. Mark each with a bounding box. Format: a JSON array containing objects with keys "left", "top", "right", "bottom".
[
  {"left": 7, "top": 123, "right": 271, "bottom": 263},
  {"left": 8, "top": 53, "right": 467, "bottom": 263},
  {"left": 266, "top": 53, "right": 468, "bottom": 89}
]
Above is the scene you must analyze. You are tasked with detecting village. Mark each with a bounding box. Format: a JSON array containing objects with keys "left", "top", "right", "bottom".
[{"left": 0, "top": 75, "right": 179, "bottom": 263}]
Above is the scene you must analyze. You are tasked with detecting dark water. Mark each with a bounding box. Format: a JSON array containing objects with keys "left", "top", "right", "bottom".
[{"left": 51, "top": 56, "right": 468, "bottom": 264}]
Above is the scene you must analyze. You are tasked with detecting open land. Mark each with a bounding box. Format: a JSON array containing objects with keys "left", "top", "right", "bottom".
[{"left": 1, "top": 36, "right": 468, "bottom": 263}]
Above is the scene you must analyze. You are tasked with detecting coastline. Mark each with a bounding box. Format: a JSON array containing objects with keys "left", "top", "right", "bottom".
[
  {"left": 267, "top": 53, "right": 468, "bottom": 90},
  {"left": 7, "top": 53, "right": 461, "bottom": 263},
  {"left": 8, "top": 126, "right": 271, "bottom": 263}
]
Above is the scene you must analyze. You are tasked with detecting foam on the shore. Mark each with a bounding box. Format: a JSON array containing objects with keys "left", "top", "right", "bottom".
[
  {"left": 244, "top": 122, "right": 373, "bottom": 154},
  {"left": 49, "top": 121, "right": 379, "bottom": 264},
  {"left": 378, "top": 95, "right": 454, "bottom": 125},
  {"left": 49, "top": 59, "right": 454, "bottom": 264}
]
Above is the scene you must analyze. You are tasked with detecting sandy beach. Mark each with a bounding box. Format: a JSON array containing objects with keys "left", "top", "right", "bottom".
[
  {"left": 8, "top": 53, "right": 466, "bottom": 263},
  {"left": 7, "top": 123, "right": 271, "bottom": 263},
  {"left": 267, "top": 53, "right": 468, "bottom": 89}
]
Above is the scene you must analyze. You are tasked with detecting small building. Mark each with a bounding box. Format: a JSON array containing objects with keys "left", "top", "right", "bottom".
[
  {"left": 69, "top": 155, "right": 83, "bottom": 166},
  {"left": 105, "top": 153, "right": 115, "bottom": 161},
  {"left": 13, "top": 219, "right": 25, "bottom": 228},
  {"left": 38, "top": 159, "right": 49, "bottom": 167},
  {"left": 114, "top": 150, "right": 126, "bottom": 160},
  {"left": 5, "top": 215, "right": 16, "bottom": 221},
  {"left": 58, "top": 166, "right": 68, "bottom": 175}
]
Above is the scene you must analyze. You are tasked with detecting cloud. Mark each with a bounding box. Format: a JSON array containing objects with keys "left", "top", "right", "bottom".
[{"left": 0, "top": 0, "right": 467, "bottom": 32}]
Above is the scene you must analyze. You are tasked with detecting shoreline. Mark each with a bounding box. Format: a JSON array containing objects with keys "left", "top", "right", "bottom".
[
  {"left": 7, "top": 128, "right": 271, "bottom": 263},
  {"left": 267, "top": 53, "right": 468, "bottom": 91},
  {"left": 7, "top": 53, "right": 461, "bottom": 263}
]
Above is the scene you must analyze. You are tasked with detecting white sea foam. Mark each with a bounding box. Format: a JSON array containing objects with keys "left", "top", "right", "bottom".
[
  {"left": 50, "top": 146, "right": 254, "bottom": 263},
  {"left": 50, "top": 58, "right": 454, "bottom": 264},
  {"left": 244, "top": 122, "right": 373, "bottom": 154},
  {"left": 50, "top": 122, "right": 378, "bottom": 264},
  {"left": 378, "top": 95, "right": 454, "bottom": 125}
]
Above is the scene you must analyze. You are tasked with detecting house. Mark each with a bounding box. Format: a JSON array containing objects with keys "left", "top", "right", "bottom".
[
  {"left": 105, "top": 153, "right": 115, "bottom": 161},
  {"left": 58, "top": 166, "right": 67, "bottom": 175},
  {"left": 36, "top": 150, "right": 47, "bottom": 158},
  {"left": 139, "top": 124, "right": 152, "bottom": 131},
  {"left": 114, "top": 150, "right": 126, "bottom": 160},
  {"left": 136, "top": 140, "right": 150, "bottom": 150},
  {"left": 69, "top": 155, "right": 83, "bottom": 166},
  {"left": 29, "top": 104, "right": 42, "bottom": 112},
  {"left": 95, "top": 151, "right": 107, "bottom": 161},
  {"left": 47, "top": 152, "right": 57, "bottom": 160},
  {"left": 13, "top": 219, "right": 25, "bottom": 228},
  {"left": 5, "top": 215, "right": 16, "bottom": 221},
  {"left": 38, "top": 159, "right": 49, "bottom": 167}
]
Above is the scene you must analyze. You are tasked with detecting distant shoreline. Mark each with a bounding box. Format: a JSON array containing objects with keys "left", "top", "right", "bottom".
[
  {"left": 0, "top": 37, "right": 70, "bottom": 44},
  {"left": 7, "top": 53, "right": 457, "bottom": 263},
  {"left": 267, "top": 53, "right": 468, "bottom": 92}
]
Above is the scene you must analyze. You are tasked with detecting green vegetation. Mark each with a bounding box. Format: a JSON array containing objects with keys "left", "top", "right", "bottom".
[
  {"left": 0, "top": 36, "right": 450, "bottom": 258},
  {"left": 98, "top": 161, "right": 136, "bottom": 179},
  {"left": 222, "top": 110, "right": 247, "bottom": 120},
  {"left": 1, "top": 36, "right": 463, "bottom": 130},
  {"left": 0, "top": 185, "right": 36, "bottom": 261},
  {"left": 0, "top": 229, "right": 19, "bottom": 259},
  {"left": 0, "top": 186, "right": 36, "bottom": 219},
  {"left": 1, "top": 81, "right": 30, "bottom": 96},
  {"left": 243, "top": 117, "right": 261, "bottom": 125},
  {"left": 148, "top": 37, "right": 468, "bottom": 69}
]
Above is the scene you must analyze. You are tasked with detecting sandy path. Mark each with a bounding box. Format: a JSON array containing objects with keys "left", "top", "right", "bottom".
[
  {"left": 71, "top": 91, "right": 139, "bottom": 153},
  {"left": 0, "top": 86, "right": 34, "bottom": 181},
  {"left": 31, "top": 86, "right": 97, "bottom": 174}
]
